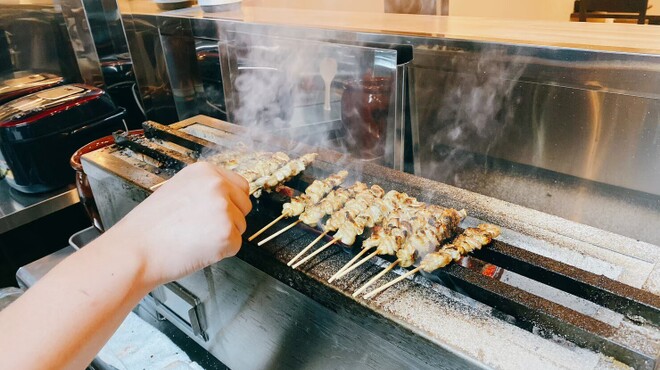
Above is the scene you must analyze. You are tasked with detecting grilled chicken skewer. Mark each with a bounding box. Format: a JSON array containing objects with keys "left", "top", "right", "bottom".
[
  {"left": 396, "top": 207, "right": 467, "bottom": 267},
  {"left": 332, "top": 205, "right": 465, "bottom": 282},
  {"left": 328, "top": 191, "right": 423, "bottom": 281},
  {"left": 202, "top": 143, "right": 253, "bottom": 168},
  {"left": 362, "top": 224, "right": 500, "bottom": 299},
  {"left": 250, "top": 170, "right": 349, "bottom": 242},
  {"left": 250, "top": 153, "right": 318, "bottom": 197},
  {"left": 351, "top": 208, "right": 466, "bottom": 294},
  {"left": 286, "top": 182, "right": 369, "bottom": 266},
  {"left": 291, "top": 185, "right": 386, "bottom": 269},
  {"left": 234, "top": 152, "right": 290, "bottom": 182}
]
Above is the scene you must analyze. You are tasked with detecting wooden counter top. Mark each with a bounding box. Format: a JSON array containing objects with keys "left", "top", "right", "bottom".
[{"left": 122, "top": 0, "right": 660, "bottom": 55}]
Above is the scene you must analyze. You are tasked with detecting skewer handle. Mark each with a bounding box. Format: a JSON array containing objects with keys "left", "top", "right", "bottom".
[
  {"left": 248, "top": 214, "right": 285, "bottom": 242},
  {"left": 291, "top": 238, "right": 339, "bottom": 269},
  {"left": 257, "top": 220, "right": 301, "bottom": 246},
  {"left": 331, "top": 250, "right": 379, "bottom": 281},
  {"left": 363, "top": 266, "right": 422, "bottom": 299},
  {"left": 149, "top": 180, "right": 168, "bottom": 191},
  {"left": 328, "top": 246, "right": 375, "bottom": 282},
  {"left": 353, "top": 260, "right": 400, "bottom": 297},
  {"left": 287, "top": 231, "right": 328, "bottom": 266}
]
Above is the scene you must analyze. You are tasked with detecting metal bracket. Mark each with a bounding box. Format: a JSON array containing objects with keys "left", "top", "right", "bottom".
[{"left": 151, "top": 281, "right": 209, "bottom": 342}]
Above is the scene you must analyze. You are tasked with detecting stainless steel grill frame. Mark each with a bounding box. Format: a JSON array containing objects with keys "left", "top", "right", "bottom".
[{"left": 81, "top": 115, "right": 660, "bottom": 370}]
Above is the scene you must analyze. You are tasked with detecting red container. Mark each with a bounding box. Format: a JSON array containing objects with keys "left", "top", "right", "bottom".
[{"left": 70, "top": 130, "right": 143, "bottom": 231}]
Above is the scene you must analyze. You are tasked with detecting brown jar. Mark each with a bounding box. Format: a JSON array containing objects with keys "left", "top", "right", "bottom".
[{"left": 340, "top": 77, "right": 392, "bottom": 159}]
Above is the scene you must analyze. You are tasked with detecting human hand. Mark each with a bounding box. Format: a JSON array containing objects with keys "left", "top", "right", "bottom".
[{"left": 102, "top": 162, "right": 252, "bottom": 287}]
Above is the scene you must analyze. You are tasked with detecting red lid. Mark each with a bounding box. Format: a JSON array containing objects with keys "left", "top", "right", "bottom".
[
  {"left": 0, "top": 73, "right": 64, "bottom": 105},
  {"left": 0, "top": 84, "right": 104, "bottom": 128}
]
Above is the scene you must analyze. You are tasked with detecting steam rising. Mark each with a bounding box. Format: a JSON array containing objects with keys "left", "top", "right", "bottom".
[
  {"left": 216, "top": 32, "right": 382, "bottom": 180},
  {"left": 420, "top": 49, "right": 526, "bottom": 189},
  {"left": 213, "top": 34, "right": 524, "bottom": 193}
]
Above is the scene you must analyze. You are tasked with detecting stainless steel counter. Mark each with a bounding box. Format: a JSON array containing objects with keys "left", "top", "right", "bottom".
[{"left": 0, "top": 180, "right": 79, "bottom": 235}]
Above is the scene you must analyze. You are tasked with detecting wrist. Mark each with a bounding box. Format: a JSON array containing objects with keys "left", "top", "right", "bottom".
[{"left": 90, "top": 228, "right": 156, "bottom": 295}]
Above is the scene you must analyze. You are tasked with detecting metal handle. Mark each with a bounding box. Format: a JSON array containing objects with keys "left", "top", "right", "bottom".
[{"left": 152, "top": 281, "right": 209, "bottom": 341}]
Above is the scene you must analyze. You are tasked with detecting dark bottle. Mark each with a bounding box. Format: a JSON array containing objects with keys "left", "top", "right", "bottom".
[{"left": 340, "top": 76, "right": 392, "bottom": 160}]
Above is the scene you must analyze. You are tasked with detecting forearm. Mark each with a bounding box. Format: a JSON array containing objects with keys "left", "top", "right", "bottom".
[
  {"left": 0, "top": 162, "right": 250, "bottom": 369},
  {"left": 0, "top": 229, "right": 153, "bottom": 370}
]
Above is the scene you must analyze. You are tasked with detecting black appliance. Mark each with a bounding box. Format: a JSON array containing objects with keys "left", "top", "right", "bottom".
[
  {"left": 0, "top": 73, "right": 64, "bottom": 105},
  {"left": 0, "top": 84, "right": 126, "bottom": 193}
]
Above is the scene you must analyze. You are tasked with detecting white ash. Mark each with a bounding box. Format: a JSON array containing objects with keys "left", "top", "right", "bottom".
[
  {"left": 461, "top": 216, "right": 624, "bottom": 280},
  {"left": 499, "top": 269, "right": 624, "bottom": 326},
  {"left": 366, "top": 278, "right": 606, "bottom": 370}
]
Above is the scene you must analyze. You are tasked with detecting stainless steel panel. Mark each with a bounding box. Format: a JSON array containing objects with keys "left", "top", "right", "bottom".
[
  {"left": 0, "top": 180, "right": 79, "bottom": 235},
  {"left": 121, "top": 13, "right": 178, "bottom": 123},
  {"left": 410, "top": 46, "right": 660, "bottom": 197},
  {"left": 218, "top": 31, "right": 400, "bottom": 166},
  {"left": 0, "top": 3, "right": 81, "bottom": 81},
  {"left": 57, "top": 0, "right": 105, "bottom": 87}
]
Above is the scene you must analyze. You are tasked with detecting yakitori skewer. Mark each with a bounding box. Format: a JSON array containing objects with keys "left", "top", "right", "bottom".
[
  {"left": 250, "top": 170, "right": 348, "bottom": 242},
  {"left": 331, "top": 207, "right": 466, "bottom": 282},
  {"left": 286, "top": 182, "right": 369, "bottom": 266},
  {"left": 331, "top": 203, "right": 435, "bottom": 281},
  {"left": 249, "top": 153, "right": 318, "bottom": 197},
  {"left": 362, "top": 224, "right": 500, "bottom": 299},
  {"left": 352, "top": 260, "right": 400, "bottom": 297},
  {"left": 328, "top": 191, "right": 424, "bottom": 281},
  {"left": 237, "top": 152, "right": 290, "bottom": 184},
  {"left": 291, "top": 184, "right": 385, "bottom": 269}
]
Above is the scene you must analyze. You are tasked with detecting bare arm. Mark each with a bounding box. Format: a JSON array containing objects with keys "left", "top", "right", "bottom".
[{"left": 0, "top": 162, "right": 251, "bottom": 369}]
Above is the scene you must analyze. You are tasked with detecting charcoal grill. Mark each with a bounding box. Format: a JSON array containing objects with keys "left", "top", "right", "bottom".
[{"left": 80, "top": 114, "right": 660, "bottom": 370}]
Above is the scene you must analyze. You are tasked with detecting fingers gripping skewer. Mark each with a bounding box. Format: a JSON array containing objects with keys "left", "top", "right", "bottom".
[
  {"left": 332, "top": 250, "right": 380, "bottom": 280},
  {"left": 291, "top": 238, "right": 339, "bottom": 269},
  {"left": 363, "top": 266, "right": 422, "bottom": 299},
  {"left": 287, "top": 231, "right": 329, "bottom": 266},
  {"left": 353, "top": 260, "right": 400, "bottom": 297},
  {"left": 248, "top": 215, "right": 284, "bottom": 241},
  {"left": 257, "top": 220, "right": 301, "bottom": 246},
  {"left": 328, "top": 246, "right": 376, "bottom": 282}
]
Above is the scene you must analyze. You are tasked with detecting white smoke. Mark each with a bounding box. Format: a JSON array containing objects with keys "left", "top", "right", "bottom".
[
  {"left": 419, "top": 48, "right": 526, "bottom": 190},
  {"left": 220, "top": 31, "right": 396, "bottom": 179}
]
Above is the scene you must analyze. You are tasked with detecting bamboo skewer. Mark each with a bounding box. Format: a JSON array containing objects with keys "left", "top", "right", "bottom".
[
  {"left": 256, "top": 220, "right": 301, "bottom": 246},
  {"left": 291, "top": 238, "right": 339, "bottom": 269},
  {"left": 248, "top": 214, "right": 285, "bottom": 241},
  {"left": 251, "top": 170, "right": 350, "bottom": 243},
  {"left": 331, "top": 250, "right": 379, "bottom": 280},
  {"left": 287, "top": 231, "right": 329, "bottom": 266},
  {"left": 363, "top": 266, "right": 422, "bottom": 299},
  {"left": 149, "top": 180, "right": 168, "bottom": 191},
  {"left": 353, "top": 260, "right": 400, "bottom": 297},
  {"left": 328, "top": 246, "right": 376, "bottom": 282}
]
